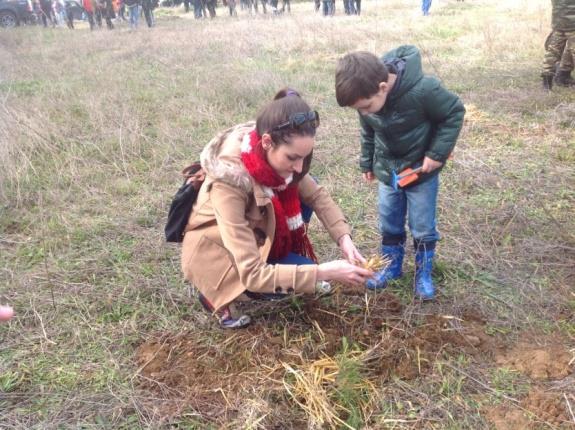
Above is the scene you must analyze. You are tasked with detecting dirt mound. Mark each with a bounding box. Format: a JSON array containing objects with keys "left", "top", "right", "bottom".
[
  {"left": 383, "top": 313, "right": 505, "bottom": 380},
  {"left": 522, "top": 389, "right": 572, "bottom": 428},
  {"left": 483, "top": 405, "right": 532, "bottom": 430},
  {"left": 134, "top": 292, "right": 506, "bottom": 421},
  {"left": 496, "top": 343, "right": 573, "bottom": 380},
  {"left": 483, "top": 389, "right": 574, "bottom": 429}
]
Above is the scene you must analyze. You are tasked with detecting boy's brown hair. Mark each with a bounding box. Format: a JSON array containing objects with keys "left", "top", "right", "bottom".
[{"left": 335, "top": 52, "right": 389, "bottom": 107}]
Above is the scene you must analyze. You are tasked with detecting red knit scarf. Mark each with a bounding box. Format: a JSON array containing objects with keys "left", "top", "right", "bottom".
[{"left": 240, "top": 129, "right": 317, "bottom": 263}]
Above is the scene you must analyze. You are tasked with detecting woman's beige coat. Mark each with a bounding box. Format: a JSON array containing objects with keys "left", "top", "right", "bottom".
[{"left": 181, "top": 122, "right": 351, "bottom": 311}]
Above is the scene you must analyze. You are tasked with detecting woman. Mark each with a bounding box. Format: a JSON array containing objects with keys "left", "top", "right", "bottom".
[{"left": 181, "top": 89, "right": 373, "bottom": 328}]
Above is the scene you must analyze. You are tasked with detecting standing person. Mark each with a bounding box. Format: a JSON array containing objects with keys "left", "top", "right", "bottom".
[
  {"left": 181, "top": 88, "right": 373, "bottom": 329},
  {"left": 354, "top": 0, "right": 360, "bottom": 14},
  {"left": 555, "top": 38, "right": 575, "bottom": 86},
  {"left": 204, "top": 0, "right": 216, "bottom": 17},
  {"left": 335, "top": 46, "right": 465, "bottom": 300},
  {"left": 96, "top": 0, "right": 114, "bottom": 28},
  {"left": 116, "top": 0, "right": 127, "bottom": 21},
  {"left": 94, "top": 0, "right": 102, "bottom": 26},
  {"left": 64, "top": 0, "right": 75, "bottom": 27},
  {"left": 54, "top": 0, "right": 66, "bottom": 25},
  {"left": 124, "top": 0, "right": 139, "bottom": 28},
  {"left": 421, "top": 0, "right": 431, "bottom": 15},
  {"left": 82, "top": 0, "right": 96, "bottom": 29},
  {"left": 322, "top": 0, "right": 333, "bottom": 16},
  {"left": 227, "top": 0, "right": 237, "bottom": 16},
  {"left": 39, "top": 0, "right": 55, "bottom": 27},
  {"left": 343, "top": 0, "right": 354, "bottom": 14},
  {"left": 141, "top": 0, "right": 156, "bottom": 27},
  {"left": 314, "top": 0, "right": 320, "bottom": 12},
  {"left": 541, "top": 0, "right": 575, "bottom": 90},
  {"left": 192, "top": 0, "right": 203, "bottom": 18}
]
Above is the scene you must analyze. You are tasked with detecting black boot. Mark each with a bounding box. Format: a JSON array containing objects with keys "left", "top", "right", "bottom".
[
  {"left": 542, "top": 75, "right": 553, "bottom": 91},
  {"left": 554, "top": 70, "right": 575, "bottom": 87}
]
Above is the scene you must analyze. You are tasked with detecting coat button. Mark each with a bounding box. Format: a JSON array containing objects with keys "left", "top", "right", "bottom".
[
  {"left": 287, "top": 287, "right": 294, "bottom": 294},
  {"left": 274, "top": 286, "right": 282, "bottom": 293}
]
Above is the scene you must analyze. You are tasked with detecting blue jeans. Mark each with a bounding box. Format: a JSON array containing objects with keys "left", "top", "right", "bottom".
[
  {"left": 378, "top": 175, "right": 440, "bottom": 248},
  {"left": 128, "top": 4, "right": 139, "bottom": 28},
  {"left": 322, "top": 0, "right": 334, "bottom": 15},
  {"left": 421, "top": 0, "right": 431, "bottom": 15},
  {"left": 268, "top": 252, "right": 315, "bottom": 265},
  {"left": 245, "top": 252, "right": 314, "bottom": 300}
]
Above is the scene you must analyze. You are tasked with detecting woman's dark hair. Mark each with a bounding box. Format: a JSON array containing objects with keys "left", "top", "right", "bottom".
[
  {"left": 256, "top": 88, "right": 317, "bottom": 182},
  {"left": 255, "top": 88, "right": 317, "bottom": 145}
]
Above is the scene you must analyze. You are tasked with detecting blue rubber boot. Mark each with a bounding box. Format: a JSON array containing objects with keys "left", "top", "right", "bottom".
[
  {"left": 414, "top": 249, "right": 435, "bottom": 300},
  {"left": 366, "top": 244, "right": 404, "bottom": 290}
]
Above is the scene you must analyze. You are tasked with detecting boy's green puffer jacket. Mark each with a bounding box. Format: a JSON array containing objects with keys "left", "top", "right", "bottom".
[{"left": 359, "top": 45, "right": 465, "bottom": 186}]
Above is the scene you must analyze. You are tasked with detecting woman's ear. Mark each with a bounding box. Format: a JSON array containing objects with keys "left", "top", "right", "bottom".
[{"left": 261, "top": 133, "right": 273, "bottom": 150}]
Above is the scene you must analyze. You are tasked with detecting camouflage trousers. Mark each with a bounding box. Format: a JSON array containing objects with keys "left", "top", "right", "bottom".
[
  {"left": 559, "top": 37, "right": 574, "bottom": 72},
  {"left": 542, "top": 29, "right": 575, "bottom": 76}
]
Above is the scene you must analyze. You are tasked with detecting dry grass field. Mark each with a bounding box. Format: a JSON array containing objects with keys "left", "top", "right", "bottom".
[{"left": 1, "top": 0, "right": 574, "bottom": 428}]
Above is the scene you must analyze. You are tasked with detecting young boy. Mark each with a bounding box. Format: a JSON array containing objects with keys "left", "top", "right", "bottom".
[{"left": 335, "top": 45, "right": 465, "bottom": 300}]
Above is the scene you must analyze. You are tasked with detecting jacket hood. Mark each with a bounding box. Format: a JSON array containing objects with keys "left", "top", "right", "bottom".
[
  {"left": 381, "top": 45, "right": 424, "bottom": 100},
  {"left": 200, "top": 121, "right": 255, "bottom": 193}
]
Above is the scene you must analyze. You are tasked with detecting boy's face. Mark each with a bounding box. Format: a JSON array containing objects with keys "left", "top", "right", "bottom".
[{"left": 350, "top": 82, "right": 390, "bottom": 115}]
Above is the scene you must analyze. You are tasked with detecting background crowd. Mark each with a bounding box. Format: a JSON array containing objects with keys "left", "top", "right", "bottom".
[
  {"left": 30, "top": 0, "right": 368, "bottom": 30},
  {"left": 32, "top": 0, "right": 158, "bottom": 29}
]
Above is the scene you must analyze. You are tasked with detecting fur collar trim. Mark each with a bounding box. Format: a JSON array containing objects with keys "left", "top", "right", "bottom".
[{"left": 200, "top": 122, "right": 255, "bottom": 193}]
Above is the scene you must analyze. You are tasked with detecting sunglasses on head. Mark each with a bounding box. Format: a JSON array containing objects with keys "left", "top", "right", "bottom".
[{"left": 271, "top": 111, "right": 320, "bottom": 132}]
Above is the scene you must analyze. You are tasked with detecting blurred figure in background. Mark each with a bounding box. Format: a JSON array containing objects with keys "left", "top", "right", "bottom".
[
  {"left": 82, "top": 0, "right": 96, "bottom": 29},
  {"left": 421, "top": 0, "right": 431, "bottom": 16},
  {"left": 117, "top": 0, "right": 127, "bottom": 21},
  {"left": 54, "top": 0, "right": 66, "bottom": 25},
  {"left": 124, "top": 0, "right": 139, "bottom": 28},
  {"left": 141, "top": 0, "right": 157, "bottom": 26},
  {"left": 95, "top": 0, "right": 115, "bottom": 28},
  {"left": 192, "top": 0, "right": 203, "bottom": 18},
  {"left": 40, "top": 0, "right": 56, "bottom": 26},
  {"left": 343, "top": 0, "right": 355, "bottom": 15},
  {"left": 227, "top": 0, "right": 237, "bottom": 16},
  {"left": 322, "top": 0, "right": 334, "bottom": 16},
  {"left": 204, "top": 0, "right": 216, "bottom": 17},
  {"left": 541, "top": 0, "right": 575, "bottom": 90},
  {"left": 64, "top": 0, "right": 75, "bottom": 27}
]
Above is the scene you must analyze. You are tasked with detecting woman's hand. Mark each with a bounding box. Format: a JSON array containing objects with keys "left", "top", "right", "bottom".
[
  {"left": 338, "top": 234, "right": 366, "bottom": 266},
  {"left": 318, "top": 260, "right": 373, "bottom": 286}
]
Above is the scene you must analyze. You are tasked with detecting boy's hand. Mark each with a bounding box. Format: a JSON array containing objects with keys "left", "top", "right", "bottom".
[
  {"left": 421, "top": 157, "right": 443, "bottom": 174},
  {"left": 362, "top": 171, "right": 375, "bottom": 183}
]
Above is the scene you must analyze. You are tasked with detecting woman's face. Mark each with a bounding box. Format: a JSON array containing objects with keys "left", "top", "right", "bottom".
[{"left": 263, "top": 134, "right": 315, "bottom": 179}]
